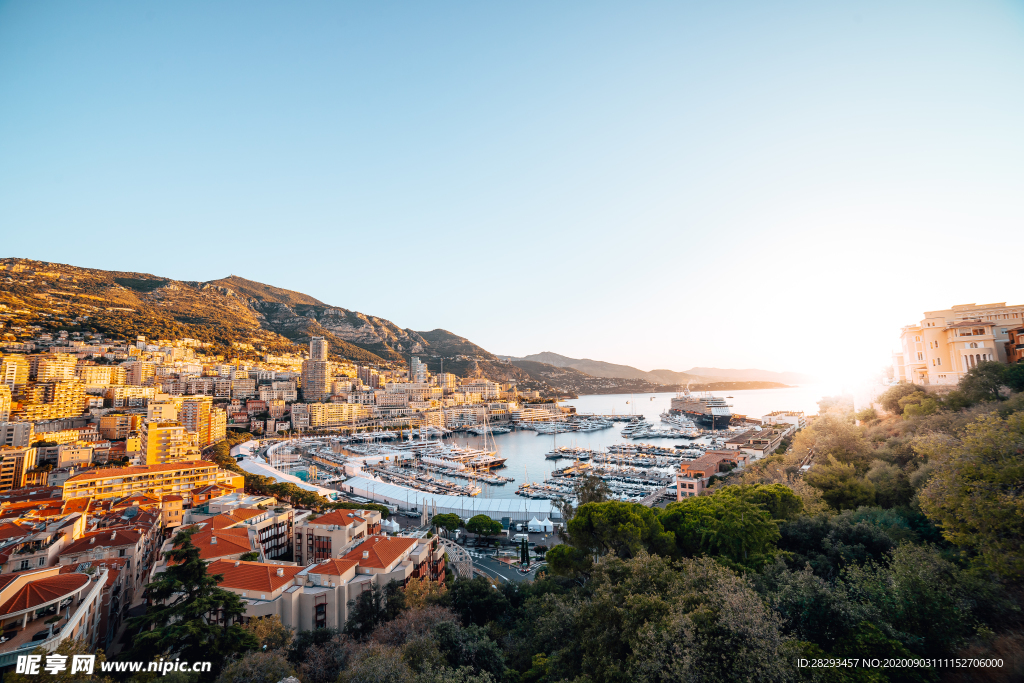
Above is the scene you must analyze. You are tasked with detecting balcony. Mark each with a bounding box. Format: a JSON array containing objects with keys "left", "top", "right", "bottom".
[{"left": 0, "top": 569, "right": 106, "bottom": 668}]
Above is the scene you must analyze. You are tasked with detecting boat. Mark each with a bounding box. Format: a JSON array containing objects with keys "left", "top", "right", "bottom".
[
  {"left": 669, "top": 390, "right": 732, "bottom": 428},
  {"left": 620, "top": 418, "right": 651, "bottom": 438}
]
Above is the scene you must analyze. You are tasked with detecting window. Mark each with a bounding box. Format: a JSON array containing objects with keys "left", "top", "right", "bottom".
[
  {"left": 917, "top": 352, "right": 924, "bottom": 360},
  {"left": 119, "top": 549, "right": 126, "bottom": 557},
  {"left": 915, "top": 336, "right": 921, "bottom": 342},
  {"left": 38, "top": 558, "right": 45, "bottom": 566},
  {"left": 937, "top": 358, "right": 941, "bottom": 366}
]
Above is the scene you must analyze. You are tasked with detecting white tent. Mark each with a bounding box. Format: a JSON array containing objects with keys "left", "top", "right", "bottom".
[
  {"left": 537, "top": 517, "right": 554, "bottom": 532},
  {"left": 527, "top": 516, "right": 545, "bottom": 532},
  {"left": 381, "top": 518, "right": 401, "bottom": 534}
]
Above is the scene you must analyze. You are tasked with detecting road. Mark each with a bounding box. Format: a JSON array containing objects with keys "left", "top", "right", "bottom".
[{"left": 471, "top": 554, "right": 544, "bottom": 583}]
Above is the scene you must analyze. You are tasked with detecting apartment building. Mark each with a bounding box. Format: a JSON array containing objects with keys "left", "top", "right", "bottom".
[
  {"left": 208, "top": 535, "right": 443, "bottom": 632},
  {"left": 76, "top": 364, "right": 126, "bottom": 386},
  {"left": 895, "top": 302, "right": 1023, "bottom": 385},
  {"left": 301, "top": 355, "right": 331, "bottom": 403},
  {"left": 141, "top": 422, "right": 200, "bottom": 465},
  {"left": 307, "top": 402, "right": 369, "bottom": 428},
  {"left": 13, "top": 380, "right": 86, "bottom": 421},
  {"left": 105, "top": 385, "right": 156, "bottom": 407},
  {"left": 293, "top": 509, "right": 382, "bottom": 565},
  {"left": 1, "top": 514, "right": 85, "bottom": 574},
  {"left": 676, "top": 451, "right": 748, "bottom": 501},
  {"left": 0, "top": 565, "right": 107, "bottom": 667},
  {"left": 0, "top": 354, "right": 30, "bottom": 387},
  {"left": 35, "top": 354, "right": 77, "bottom": 382},
  {"left": 199, "top": 506, "right": 295, "bottom": 560},
  {"left": 0, "top": 386, "right": 9, "bottom": 423},
  {"left": 761, "top": 411, "right": 806, "bottom": 430},
  {"left": 1006, "top": 327, "right": 1024, "bottom": 365},
  {"left": 0, "top": 422, "right": 33, "bottom": 448},
  {"left": 56, "top": 445, "right": 93, "bottom": 469},
  {"left": 98, "top": 413, "right": 140, "bottom": 440},
  {"left": 62, "top": 461, "right": 244, "bottom": 503},
  {"left": 0, "top": 447, "right": 38, "bottom": 492},
  {"left": 180, "top": 396, "right": 224, "bottom": 447}
]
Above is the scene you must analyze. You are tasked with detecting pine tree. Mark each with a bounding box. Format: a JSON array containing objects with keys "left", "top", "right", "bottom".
[{"left": 125, "top": 527, "right": 259, "bottom": 673}]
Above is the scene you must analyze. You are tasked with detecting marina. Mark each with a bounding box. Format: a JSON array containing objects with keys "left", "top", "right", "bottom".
[{"left": 245, "top": 387, "right": 835, "bottom": 505}]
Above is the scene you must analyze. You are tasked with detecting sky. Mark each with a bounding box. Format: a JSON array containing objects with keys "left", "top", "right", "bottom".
[{"left": 2, "top": 1, "right": 1023, "bottom": 383}]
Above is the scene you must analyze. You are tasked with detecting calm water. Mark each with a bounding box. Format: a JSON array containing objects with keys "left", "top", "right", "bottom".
[{"left": 448, "top": 384, "right": 839, "bottom": 499}]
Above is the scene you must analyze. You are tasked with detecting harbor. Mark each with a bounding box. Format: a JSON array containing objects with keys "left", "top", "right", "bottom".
[{"left": 241, "top": 387, "right": 830, "bottom": 507}]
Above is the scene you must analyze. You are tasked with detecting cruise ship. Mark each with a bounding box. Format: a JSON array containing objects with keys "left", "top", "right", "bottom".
[{"left": 669, "top": 391, "right": 732, "bottom": 428}]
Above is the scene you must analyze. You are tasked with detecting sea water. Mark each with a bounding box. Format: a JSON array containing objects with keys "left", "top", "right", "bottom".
[{"left": 447, "top": 384, "right": 841, "bottom": 499}]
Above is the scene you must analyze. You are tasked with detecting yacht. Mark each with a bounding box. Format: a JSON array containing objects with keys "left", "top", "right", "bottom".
[{"left": 620, "top": 418, "right": 651, "bottom": 438}]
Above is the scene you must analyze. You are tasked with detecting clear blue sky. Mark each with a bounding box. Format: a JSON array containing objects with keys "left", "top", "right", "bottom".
[{"left": 2, "top": 1, "right": 1023, "bottom": 379}]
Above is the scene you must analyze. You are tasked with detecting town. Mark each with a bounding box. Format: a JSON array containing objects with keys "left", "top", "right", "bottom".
[{"left": 1, "top": 292, "right": 1022, "bottom": 676}]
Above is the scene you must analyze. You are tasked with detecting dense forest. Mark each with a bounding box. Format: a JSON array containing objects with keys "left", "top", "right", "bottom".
[{"left": 12, "top": 362, "right": 1023, "bottom": 683}]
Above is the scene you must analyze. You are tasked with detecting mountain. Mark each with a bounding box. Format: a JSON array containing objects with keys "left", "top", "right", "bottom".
[
  {"left": 504, "top": 352, "right": 810, "bottom": 385},
  {"left": 0, "top": 259, "right": 490, "bottom": 366},
  {"left": 509, "top": 352, "right": 659, "bottom": 381},
  {"left": 684, "top": 367, "right": 817, "bottom": 384}
]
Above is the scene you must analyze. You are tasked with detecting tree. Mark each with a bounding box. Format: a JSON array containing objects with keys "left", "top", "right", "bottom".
[
  {"left": 878, "top": 383, "right": 923, "bottom": 415},
  {"left": 566, "top": 501, "right": 675, "bottom": 560},
  {"left": 346, "top": 580, "right": 407, "bottom": 639},
  {"left": 403, "top": 575, "right": 447, "bottom": 609},
  {"left": 126, "top": 527, "right": 259, "bottom": 673},
  {"left": 215, "top": 650, "right": 295, "bottom": 683},
  {"left": 544, "top": 544, "right": 593, "bottom": 577},
  {"left": 288, "top": 627, "right": 341, "bottom": 664},
  {"left": 299, "top": 634, "right": 357, "bottom": 683},
  {"left": 465, "top": 514, "right": 502, "bottom": 537},
  {"left": 918, "top": 412, "right": 1024, "bottom": 579},
  {"left": 431, "top": 621, "right": 506, "bottom": 679},
  {"left": 432, "top": 513, "right": 461, "bottom": 537},
  {"left": 659, "top": 495, "right": 781, "bottom": 571},
  {"left": 242, "top": 614, "right": 294, "bottom": 651},
  {"left": 804, "top": 455, "right": 876, "bottom": 511},
  {"left": 575, "top": 553, "right": 792, "bottom": 682},
  {"left": 442, "top": 576, "right": 511, "bottom": 627},
  {"left": 239, "top": 551, "right": 260, "bottom": 562},
  {"left": 864, "top": 460, "right": 912, "bottom": 508},
  {"left": 338, "top": 643, "right": 414, "bottom": 683},
  {"left": 715, "top": 483, "right": 804, "bottom": 520},
  {"left": 554, "top": 473, "right": 612, "bottom": 525},
  {"left": 959, "top": 360, "right": 1009, "bottom": 402}
]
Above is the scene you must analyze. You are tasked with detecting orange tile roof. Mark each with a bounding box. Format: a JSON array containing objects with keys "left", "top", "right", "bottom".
[
  {"left": 61, "top": 529, "right": 141, "bottom": 556},
  {"left": 0, "top": 573, "right": 90, "bottom": 616},
  {"left": 187, "top": 527, "right": 252, "bottom": 561},
  {"left": 111, "top": 495, "right": 161, "bottom": 509},
  {"left": 207, "top": 559, "right": 303, "bottom": 593},
  {"left": 0, "top": 487, "right": 62, "bottom": 503},
  {"left": 0, "top": 522, "right": 28, "bottom": 541},
  {"left": 341, "top": 535, "right": 416, "bottom": 570},
  {"left": 65, "top": 461, "right": 221, "bottom": 483},
  {"left": 0, "top": 567, "right": 52, "bottom": 590},
  {"left": 203, "top": 508, "right": 266, "bottom": 531},
  {"left": 61, "top": 498, "right": 90, "bottom": 515},
  {"left": 308, "top": 558, "right": 358, "bottom": 577},
  {"left": 306, "top": 510, "right": 365, "bottom": 528},
  {"left": 227, "top": 508, "right": 265, "bottom": 522},
  {"left": 161, "top": 495, "right": 184, "bottom": 502}
]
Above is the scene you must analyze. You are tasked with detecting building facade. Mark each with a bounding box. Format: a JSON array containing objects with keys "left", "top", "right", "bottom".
[{"left": 895, "top": 302, "right": 1023, "bottom": 385}]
